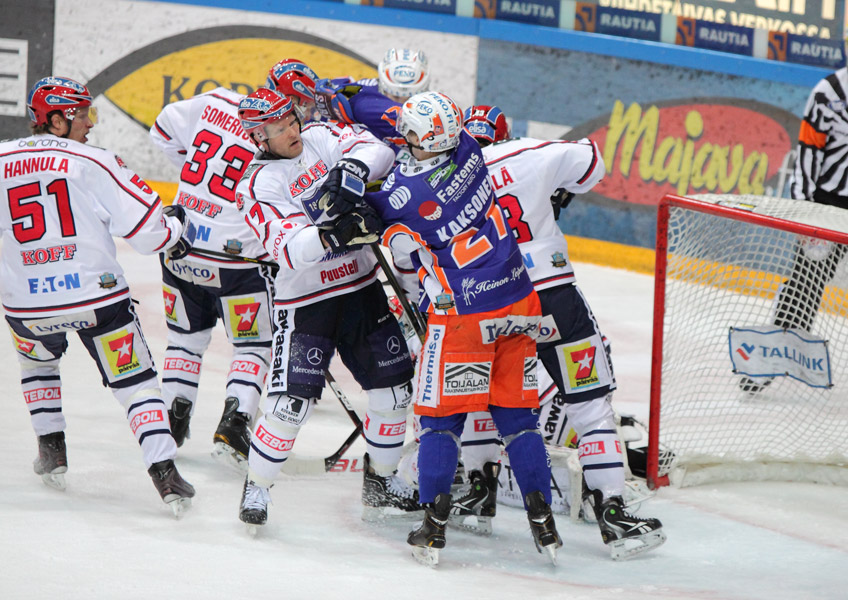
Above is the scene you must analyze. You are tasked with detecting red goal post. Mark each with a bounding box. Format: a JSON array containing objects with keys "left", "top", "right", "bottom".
[{"left": 647, "top": 194, "right": 848, "bottom": 489}]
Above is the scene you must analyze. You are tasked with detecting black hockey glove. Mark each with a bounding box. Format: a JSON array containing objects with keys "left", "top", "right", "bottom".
[
  {"left": 550, "top": 188, "right": 575, "bottom": 220},
  {"left": 320, "top": 205, "right": 383, "bottom": 253},
  {"left": 317, "top": 158, "right": 370, "bottom": 218},
  {"left": 163, "top": 204, "right": 197, "bottom": 261}
]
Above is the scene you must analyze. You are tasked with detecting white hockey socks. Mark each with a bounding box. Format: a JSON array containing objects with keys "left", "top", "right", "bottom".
[
  {"left": 364, "top": 383, "right": 412, "bottom": 476},
  {"left": 225, "top": 346, "right": 270, "bottom": 417},
  {"left": 19, "top": 357, "right": 65, "bottom": 435},
  {"left": 115, "top": 378, "right": 176, "bottom": 467}
]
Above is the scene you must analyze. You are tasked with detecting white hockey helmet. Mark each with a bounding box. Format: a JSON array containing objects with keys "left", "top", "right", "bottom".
[
  {"left": 378, "top": 48, "right": 430, "bottom": 101},
  {"left": 397, "top": 91, "right": 463, "bottom": 153}
]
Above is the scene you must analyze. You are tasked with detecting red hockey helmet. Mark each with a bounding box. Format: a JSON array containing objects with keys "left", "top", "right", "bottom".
[
  {"left": 238, "top": 88, "right": 297, "bottom": 146},
  {"left": 463, "top": 105, "right": 510, "bottom": 146},
  {"left": 266, "top": 59, "right": 320, "bottom": 107},
  {"left": 26, "top": 76, "right": 93, "bottom": 127}
]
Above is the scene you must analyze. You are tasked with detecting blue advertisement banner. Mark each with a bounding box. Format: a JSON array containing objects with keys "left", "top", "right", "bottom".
[
  {"left": 363, "top": 0, "right": 456, "bottom": 14},
  {"left": 490, "top": 0, "right": 560, "bottom": 28},
  {"left": 679, "top": 19, "right": 754, "bottom": 56},
  {"left": 785, "top": 34, "right": 845, "bottom": 69},
  {"left": 577, "top": 5, "right": 662, "bottom": 43}
]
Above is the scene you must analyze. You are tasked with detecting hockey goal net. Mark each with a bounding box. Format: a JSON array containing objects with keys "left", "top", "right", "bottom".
[{"left": 647, "top": 194, "right": 848, "bottom": 488}]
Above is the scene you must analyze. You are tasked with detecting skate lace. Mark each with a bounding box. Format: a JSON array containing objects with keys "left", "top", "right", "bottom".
[
  {"left": 243, "top": 482, "right": 271, "bottom": 510},
  {"left": 386, "top": 474, "right": 416, "bottom": 499}
]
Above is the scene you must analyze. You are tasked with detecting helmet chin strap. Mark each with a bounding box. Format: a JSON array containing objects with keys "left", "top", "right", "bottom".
[{"left": 406, "top": 140, "right": 425, "bottom": 154}]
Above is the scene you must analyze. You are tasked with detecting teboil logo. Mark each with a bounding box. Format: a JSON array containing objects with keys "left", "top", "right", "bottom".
[
  {"left": 578, "top": 440, "right": 606, "bottom": 458},
  {"left": 255, "top": 424, "right": 294, "bottom": 452},
  {"left": 229, "top": 360, "right": 260, "bottom": 376},
  {"left": 130, "top": 409, "right": 164, "bottom": 434},
  {"left": 163, "top": 357, "right": 201, "bottom": 374},
  {"left": 378, "top": 421, "right": 406, "bottom": 436},
  {"left": 24, "top": 387, "right": 61, "bottom": 404},
  {"left": 90, "top": 26, "right": 377, "bottom": 135},
  {"left": 474, "top": 417, "right": 496, "bottom": 433}
]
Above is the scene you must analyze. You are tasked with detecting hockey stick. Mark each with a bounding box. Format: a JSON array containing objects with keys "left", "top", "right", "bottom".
[
  {"left": 183, "top": 247, "right": 279, "bottom": 269},
  {"left": 280, "top": 371, "right": 363, "bottom": 475},
  {"left": 370, "top": 243, "right": 427, "bottom": 343}
]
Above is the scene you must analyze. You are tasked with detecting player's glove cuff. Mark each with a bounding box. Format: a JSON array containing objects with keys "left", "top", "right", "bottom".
[{"left": 317, "top": 158, "right": 370, "bottom": 218}]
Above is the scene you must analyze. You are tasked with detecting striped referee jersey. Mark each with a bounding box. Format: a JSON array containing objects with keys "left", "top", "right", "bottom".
[{"left": 791, "top": 66, "right": 848, "bottom": 208}]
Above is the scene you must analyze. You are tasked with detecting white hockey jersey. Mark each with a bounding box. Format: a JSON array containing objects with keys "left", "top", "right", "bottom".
[
  {"left": 237, "top": 121, "right": 395, "bottom": 308},
  {"left": 481, "top": 137, "right": 605, "bottom": 290},
  {"left": 150, "top": 87, "right": 269, "bottom": 270},
  {"left": 0, "top": 134, "right": 183, "bottom": 317}
]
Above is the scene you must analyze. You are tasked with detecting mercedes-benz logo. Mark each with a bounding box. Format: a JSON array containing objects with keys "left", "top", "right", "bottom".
[
  {"left": 306, "top": 347, "right": 323, "bottom": 365},
  {"left": 387, "top": 336, "right": 400, "bottom": 354}
]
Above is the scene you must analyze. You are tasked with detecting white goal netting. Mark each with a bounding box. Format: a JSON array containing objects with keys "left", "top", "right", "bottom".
[{"left": 650, "top": 194, "right": 848, "bottom": 487}]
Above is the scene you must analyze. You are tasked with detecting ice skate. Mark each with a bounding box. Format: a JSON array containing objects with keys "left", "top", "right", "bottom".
[
  {"left": 240, "top": 478, "right": 271, "bottom": 535},
  {"left": 361, "top": 453, "right": 423, "bottom": 521},
  {"left": 526, "top": 490, "right": 563, "bottom": 565},
  {"left": 591, "top": 490, "right": 666, "bottom": 560},
  {"left": 148, "top": 459, "right": 195, "bottom": 518},
  {"left": 33, "top": 431, "right": 68, "bottom": 491},
  {"left": 212, "top": 397, "right": 252, "bottom": 473},
  {"left": 448, "top": 461, "right": 500, "bottom": 535},
  {"left": 168, "top": 397, "right": 192, "bottom": 447},
  {"left": 408, "top": 493, "right": 450, "bottom": 567}
]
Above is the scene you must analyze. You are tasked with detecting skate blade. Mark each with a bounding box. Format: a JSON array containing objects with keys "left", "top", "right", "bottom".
[
  {"left": 40, "top": 472, "right": 67, "bottom": 491},
  {"left": 245, "top": 523, "right": 262, "bottom": 537},
  {"left": 447, "top": 514, "right": 493, "bottom": 536},
  {"left": 165, "top": 496, "right": 192, "bottom": 519},
  {"left": 411, "top": 545, "right": 440, "bottom": 567},
  {"left": 609, "top": 529, "right": 667, "bottom": 561},
  {"left": 362, "top": 505, "right": 424, "bottom": 522},
  {"left": 211, "top": 442, "right": 248, "bottom": 475},
  {"left": 543, "top": 543, "right": 559, "bottom": 566}
]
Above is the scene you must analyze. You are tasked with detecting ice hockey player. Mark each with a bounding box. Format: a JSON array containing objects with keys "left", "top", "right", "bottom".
[
  {"left": 267, "top": 49, "right": 429, "bottom": 162},
  {"left": 150, "top": 86, "right": 275, "bottom": 471},
  {"left": 459, "top": 104, "right": 666, "bottom": 560},
  {"left": 1, "top": 76, "right": 197, "bottom": 516},
  {"left": 349, "top": 91, "right": 562, "bottom": 566},
  {"left": 232, "top": 88, "right": 418, "bottom": 532}
]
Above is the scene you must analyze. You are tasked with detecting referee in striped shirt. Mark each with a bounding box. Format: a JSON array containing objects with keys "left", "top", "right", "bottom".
[{"left": 742, "top": 53, "right": 847, "bottom": 393}]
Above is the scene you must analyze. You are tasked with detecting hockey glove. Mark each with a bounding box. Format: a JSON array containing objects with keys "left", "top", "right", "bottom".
[
  {"left": 550, "top": 188, "right": 575, "bottom": 220},
  {"left": 317, "top": 159, "right": 370, "bottom": 218},
  {"left": 320, "top": 206, "right": 383, "bottom": 253},
  {"left": 163, "top": 204, "right": 197, "bottom": 261}
]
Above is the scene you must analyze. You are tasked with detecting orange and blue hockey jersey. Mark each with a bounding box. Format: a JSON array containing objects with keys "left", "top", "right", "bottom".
[{"left": 366, "top": 131, "right": 534, "bottom": 315}]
